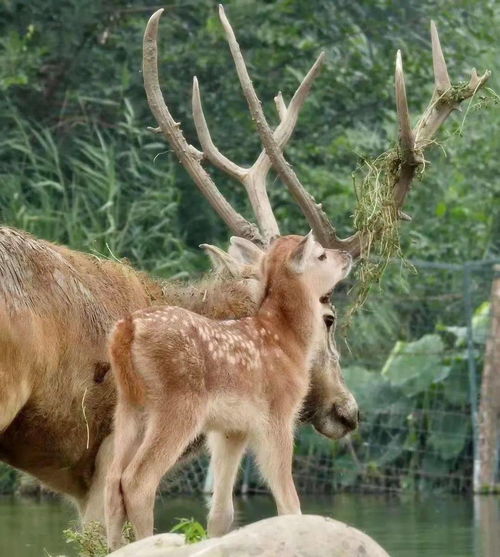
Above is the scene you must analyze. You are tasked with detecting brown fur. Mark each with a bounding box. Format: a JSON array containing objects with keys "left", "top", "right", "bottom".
[
  {"left": 105, "top": 235, "right": 352, "bottom": 546},
  {"left": 0, "top": 226, "right": 358, "bottom": 523},
  {"left": 109, "top": 316, "right": 145, "bottom": 405}
]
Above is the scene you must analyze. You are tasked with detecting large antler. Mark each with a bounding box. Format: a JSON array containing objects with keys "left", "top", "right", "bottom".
[
  {"left": 144, "top": 6, "right": 490, "bottom": 255},
  {"left": 192, "top": 51, "right": 324, "bottom": 242},
  {"left": 144, "top": 8, "right": 324, "bottom": 245},
  {"left": 391, "top": 22, "right": 490, "bottom": 213},
  {"left": 217, "top": 6, "right": 490, "bottom": 256},
  {"left": 143, "top": 9, "right": 261, "bottom": 243}
]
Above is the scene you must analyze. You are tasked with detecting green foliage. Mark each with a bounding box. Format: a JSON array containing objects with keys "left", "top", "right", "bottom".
[
  {"left": 59, "top": 518, "right": 203, "bottom": 556},
  {"left": 0, "top": 462, "right": 18, "bottom": 494},
  {"left": 63, "top": 521, "right": 134, "bottom": 557},
  {"left": 170, "top": 517, "right": 206, "bottom": 544},
  {"left": 381, "top": 334, "right": 446, "bottom": 397},
  {"left": 63, "top": 522, "right": 108, "bottom": 557},
  {"left": 0, "top": 0, "right": 498, "bottom": 266},
  {"left": 337, "top": 300, "right": 490, "bottom": 490},
  {"left": 0, "top": 0, "right": 498, "bottom": 496}
]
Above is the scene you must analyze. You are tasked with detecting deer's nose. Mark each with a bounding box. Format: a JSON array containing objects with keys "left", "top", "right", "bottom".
[{"left": 332, "top": 403, "right": 358, "bottom": 431}]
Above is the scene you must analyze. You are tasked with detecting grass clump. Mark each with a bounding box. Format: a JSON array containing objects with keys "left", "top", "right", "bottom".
[
  {"left": 63, "top": 521, "right": 135, "bottom": 557},
  {"left": 63, "top": 522, "right": 108, "bottom": 557},
  {"left": 62, "top": 517, "right": 205, "bottom": 556}
]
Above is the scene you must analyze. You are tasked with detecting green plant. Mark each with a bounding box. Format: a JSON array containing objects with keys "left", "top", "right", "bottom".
[
  {"left": 0, "top": 462, "right": 18, "bottom": 494},
  {"left": 170, "top": 517, "right": 207, "bottom": 544},
  {"left": 63, "top": 522, "right": 108, "bottom": 557},
  {"left": 63, "top": 521, "right": 135, "bottom": 557}
]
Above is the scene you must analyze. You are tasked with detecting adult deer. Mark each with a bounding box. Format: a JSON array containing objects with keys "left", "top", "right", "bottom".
[
  {"left": 105, "top": 234, "right": 352, "bottom": 548},
  {"left": 0, "top": 2, "right": 489, "bottom": 525}
]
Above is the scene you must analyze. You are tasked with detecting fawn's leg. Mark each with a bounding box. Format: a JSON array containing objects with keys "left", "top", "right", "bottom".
[
  {"left": 121, "top": 403, "right": 205, "bottom": 541},
  {"left": 206, "top": 431, "right": 247, "bottom": 537},
  {"left": 252, "top": 421, "right": 301, "bottom": 515},
  {"left": 105, "top": 401, "right": 143, "bottom": 550}
]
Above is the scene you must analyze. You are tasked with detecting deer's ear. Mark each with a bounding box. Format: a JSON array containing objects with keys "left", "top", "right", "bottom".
[
  {"left": 200, "top": 244, "right": 241, "bottom": 276},
  {"left": 289, "top": 231, "right": 316, "bottom": 273},
  {"left": 228, "top": 237, "right": 265, "bottom": 266}
]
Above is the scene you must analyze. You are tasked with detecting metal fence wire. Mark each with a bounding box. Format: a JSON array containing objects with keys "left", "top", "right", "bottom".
[{"left": 167, "top": 258, "right": 500, "bottom": 496}]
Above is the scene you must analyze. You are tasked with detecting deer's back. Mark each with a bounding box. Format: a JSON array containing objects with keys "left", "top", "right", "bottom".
[{"left": 128, "top": 306, "right": 309, "bottom": 427}]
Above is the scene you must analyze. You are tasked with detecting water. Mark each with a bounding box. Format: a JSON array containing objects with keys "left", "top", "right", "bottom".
[{"left": 0, "top": 493, "right": 498, "bottom": 556}]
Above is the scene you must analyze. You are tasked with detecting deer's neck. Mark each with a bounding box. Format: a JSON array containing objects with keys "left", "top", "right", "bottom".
[
  {"left": 257, "top": 274, "right": 320, "bottom": 356},
  {"left": 157, "top": 275, "right": 258, "bottom": 320}
]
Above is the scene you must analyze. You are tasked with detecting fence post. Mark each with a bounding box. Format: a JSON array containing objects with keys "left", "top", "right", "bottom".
[
  {"left": 476, "top": 264, "right": 500, "bottom": 492},
  {"left": 463, "top": 263, "right": 480, "bottom": 491}
]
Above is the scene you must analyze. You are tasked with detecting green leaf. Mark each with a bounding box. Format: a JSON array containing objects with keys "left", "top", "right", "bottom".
[
  {"left": 472, "top": 301, "right": 490, "bottom": 344},
  {"left": 441, "top": 325, "right": 467, "bottom": 347},
  {"left": 435, "top": 202, "right": 447, "bottom": 217},
  {"left": 170, "top": 517, "right": 206, "bottom": 544},
  {"left": 343, "top": 366, "right": 392, "bottom": 415},
  {"left": 443, "top": 359, "right": 470, "bottom": 406},
  {"left": 428, "top": 412, "right": 469, "bottom": 460},
  {"left": 381, "top": 335, "right": 446, "bottom": 396}
]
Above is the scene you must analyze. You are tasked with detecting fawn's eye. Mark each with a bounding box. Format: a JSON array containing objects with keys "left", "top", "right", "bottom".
[
  {"left": 318, "top": 253, "right": 327, "bottom": 261},
  {"left": 323, "top": 314, "right": 335, "bottom": 329}
]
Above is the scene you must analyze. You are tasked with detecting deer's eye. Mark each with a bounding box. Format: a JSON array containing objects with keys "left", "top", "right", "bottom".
[
  {"left": 323, "top": 314, "right": 335, "bottom": 329},
  {"left": 318, "top": 253, "right": 327, "bottom": 261}
]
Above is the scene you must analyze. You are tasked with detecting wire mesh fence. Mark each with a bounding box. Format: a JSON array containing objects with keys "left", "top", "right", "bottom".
[{"left": 167, "top": 258, "right": 500, "bottom": 495}]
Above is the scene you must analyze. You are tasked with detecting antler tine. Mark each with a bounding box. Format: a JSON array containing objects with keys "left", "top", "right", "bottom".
[
  {"left": 252, "top": 51, "right": 326, "bottom": 175},
  {"left": 192, "top": 76, "right": 247, "bottom": 182},
  {"left": 192, "top": 39, "right": 325, "bottom": 243},
  {"left": 246, "top": 53, "right": 325, "bottom": 241},
  {"left": 394, "top": 21, "right": 490, "bottom": 217},
  {"left": 193, "top": 74, "right": 279, "bottom": 240},
  {"left": 430, "top": 20, "right": 452, "bottom": 93},
  {"left": 415, "top": 21, "right": 490, "bottom": 145},
  {"left": 334, "top": 22, "right": 491, "bottom": 258},
  {"left": 218, "top": 5, "right": 340, "bottom": 248},
  {"left": 143, "top": 8, "right": 262, "bottom": 243},
  {"left": 395, "top": 50, "right": 415, "bottom": 163},
  {"left": 274, "top": 92, "right": 287, "bottom": 120}
]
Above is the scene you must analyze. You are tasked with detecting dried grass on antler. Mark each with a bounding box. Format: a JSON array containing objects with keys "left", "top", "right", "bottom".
[{"left": 350, "top": 25, "right": 491, "bottom": 312}]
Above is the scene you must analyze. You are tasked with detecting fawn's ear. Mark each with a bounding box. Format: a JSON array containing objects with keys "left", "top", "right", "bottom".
[
  {"left": 228, "top": 237, "right": 265, "bottom": 266},
  {"left": 200, "top": 244, "right": 241, "bottom": 276},
  {"left": 289, "top": 231, "right": 316, "bottom": 273}
]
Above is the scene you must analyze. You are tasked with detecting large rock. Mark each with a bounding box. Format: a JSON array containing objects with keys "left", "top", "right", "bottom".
[
  {"left": 108, "top": 533, "right": 186, "bottom": 556},
  {"left": 108, "top": 515, "right": 390, "bottom": 556}
]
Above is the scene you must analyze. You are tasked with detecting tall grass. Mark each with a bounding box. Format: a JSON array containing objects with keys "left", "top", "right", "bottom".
[{"left": 0, "top": 98, "right": 200, "bottom": 278}]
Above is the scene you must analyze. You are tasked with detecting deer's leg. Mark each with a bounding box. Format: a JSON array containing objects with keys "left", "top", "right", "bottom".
[
  {"left": 105, "top": 402, "right": 143, "bottom": 550},
  {"left": 80, "top": 434, "right": 114, "bottom": 526},
  {"left": 121, "top": 402, "right": 205, "bottom": 541},
  {"left": 206, "top": 431, "right": 247, "bottom": 537},
  {"left": 252, "top": 421, "right": 301, "bottom": 515}
]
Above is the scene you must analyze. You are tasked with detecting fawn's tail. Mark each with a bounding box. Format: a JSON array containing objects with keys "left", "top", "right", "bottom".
[{"left": 108, "top": 315, "right": 145, "bottom": 406}]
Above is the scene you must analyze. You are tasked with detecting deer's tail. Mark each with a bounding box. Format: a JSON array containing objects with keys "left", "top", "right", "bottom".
[{"left": 108, "top": 315, "right": 145, "bottom": 406}]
